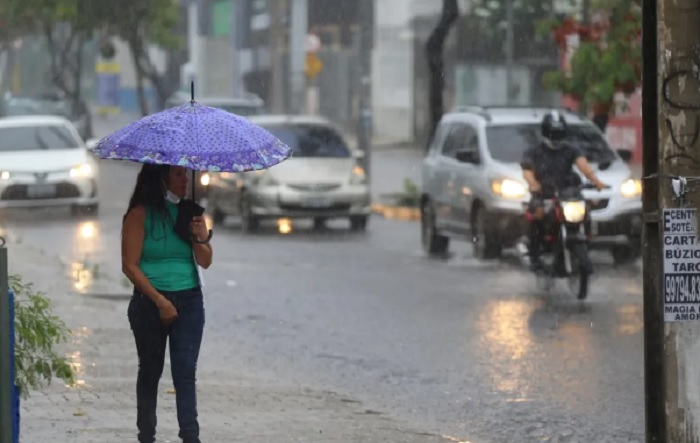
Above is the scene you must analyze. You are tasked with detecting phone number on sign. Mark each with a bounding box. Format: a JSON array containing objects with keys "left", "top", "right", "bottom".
[{"left": 665, "top": 274, "right": 700, "bottom": 302}]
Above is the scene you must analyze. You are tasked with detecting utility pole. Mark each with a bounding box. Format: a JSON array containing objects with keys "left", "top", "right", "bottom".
[
  {"left": 644, "top": 0, "right": 700, "bottom": 441},
  {"left": 230, "top": 0, "right": 244, "bottom": 96},
  {"left": 268, "top": 0, "right": 286, "bottom": 113},
  {"left": 504, "top": 0, "right": 514, "bottom": 105},
  {"left": 357, "top": 0, "right": 373, "bottom": 176},
  {"left": 0, "top": 236, "right": 11, "bottom": 443},
  {"left": 641, "top": 0, "right": 664, "bottom": 441},
  {"left": 289, "top": 0, "right": 308, "bottom": 115}
]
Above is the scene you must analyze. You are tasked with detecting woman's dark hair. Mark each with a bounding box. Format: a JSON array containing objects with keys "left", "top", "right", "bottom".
[
  {"left": 125, "top": 163, "right": 171, "bottom": 217},
  {"left": 123, "top": 164, "right": 177, "bottom": 243}
]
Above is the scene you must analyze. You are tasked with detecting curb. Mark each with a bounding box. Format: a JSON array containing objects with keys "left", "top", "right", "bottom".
[{"left": 371, "top": 204, "right": 420, "bottom": 221}]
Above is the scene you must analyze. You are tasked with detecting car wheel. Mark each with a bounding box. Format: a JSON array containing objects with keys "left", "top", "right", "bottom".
[
  {"left": 240, "top": 199, "right": 260, "bottom": 233},
  {"left": 421, "top": 201, "right": 449, "bottom": 256},
  {"left": 472, "top": 207, "right": 501, "bottom": 260},
  {"left": 611, "top": 243, "right": 641, "bottom": 265},
  {"left": 350, "top": 216, "right": 368, "bottom": 231}
]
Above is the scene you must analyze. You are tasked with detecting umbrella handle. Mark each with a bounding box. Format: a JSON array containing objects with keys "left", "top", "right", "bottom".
[{"left": 192, "top": 229, "right": 213, "bottom": 244}]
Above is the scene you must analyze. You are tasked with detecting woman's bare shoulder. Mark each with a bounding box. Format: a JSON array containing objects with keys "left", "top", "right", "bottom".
[{"left": 124, "top": 206, "right": 147, "bottom": 224}]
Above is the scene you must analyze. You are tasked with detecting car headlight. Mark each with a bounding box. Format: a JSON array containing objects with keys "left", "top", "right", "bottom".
[
  {"left": 562, "top": 200, "right": 587, "bottom": 223},
  {"left": 350, "top": 165, "right": 366, "bottom": 185},
  {"left": 621, "top": 178, "right": 642, "bottom": 198},
  {"left": 70, "top": 163, "right": 93, "bottom": 178},
  {"left": 0, "top": 171, "right": 9, "bottom": 180},
  {"left": 491, "top": 178, "right": 527, "bottom": 199},
  {"left": 200, "top": 172, "right": 211, "bottom": 187}
]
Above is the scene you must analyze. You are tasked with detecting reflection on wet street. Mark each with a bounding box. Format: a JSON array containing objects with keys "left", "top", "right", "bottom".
[{"left": 2, "top": 159, "right": 644, "bottom": 443}]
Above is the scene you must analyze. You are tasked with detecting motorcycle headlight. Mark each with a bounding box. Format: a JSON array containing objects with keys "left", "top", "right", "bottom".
[
  {"left": 0, "top": 171, "right": 10, "bottom": 180},
  {"left": 620, "top": 178, "right": 642, "bottom": 198},
  {"left": 350, "top": 165, "right": 366, "bottom": 185},
  {"left": 200, "top": 172, "right": 211, "bottom": 187},
  {"left": 491, "top": 178, "right": 527, "bottom": 199},
  {"left": 69, "top": 163, "right": 93, "bottom": 178},
  {"left": 562, "top": 200, "right": 587, "bottom": 223}
]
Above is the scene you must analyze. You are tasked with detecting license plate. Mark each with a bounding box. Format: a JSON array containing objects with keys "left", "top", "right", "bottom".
[
  {"left": 27, "top": 184, "right": 57, "bottom": 199},
  {"left": 301, "top": 196, "right": 332, "bottom": 208}
]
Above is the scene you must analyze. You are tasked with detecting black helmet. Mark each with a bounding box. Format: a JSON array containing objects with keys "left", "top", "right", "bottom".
[{"left": 541, "top": 110, "right": 568, "bottom": 143}]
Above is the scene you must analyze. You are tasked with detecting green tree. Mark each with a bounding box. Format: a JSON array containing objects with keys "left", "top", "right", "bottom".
[
  {"left": 98, "top": 0, "right": 181, "bottom": 115},
  {"left": 461, "top": 0, "right": 560, "bottom": 60},
  {"left": 0, "top": 0, "right": 102, "bottom": 102},
  {"left": 539, "top": 0, "right": 642, "bottom": 131},
  {"left": 11, "top": 274, "right": 75, "bottom": 399}
]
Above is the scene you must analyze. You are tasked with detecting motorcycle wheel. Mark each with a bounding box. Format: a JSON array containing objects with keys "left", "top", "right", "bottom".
[{"left": 568, "top": 243, "right": 590, "bottom": 300}]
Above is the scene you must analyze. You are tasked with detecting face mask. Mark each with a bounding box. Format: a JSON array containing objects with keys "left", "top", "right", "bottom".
[{"left": 165, "top": 190, "right": 181, "bottom": 204}]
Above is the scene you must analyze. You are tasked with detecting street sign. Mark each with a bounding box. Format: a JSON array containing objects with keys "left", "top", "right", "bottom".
[
  {"left": 305, "top": 53, "right": 323, "bottom": 79},
  {"left": 663, "top": 208, "right": 700, "bottom": 322},
  {"left": 95, "top": 62, "right": 121, "bottom": 115}
]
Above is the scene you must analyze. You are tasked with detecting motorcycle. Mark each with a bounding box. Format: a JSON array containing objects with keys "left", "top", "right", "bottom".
[{"left": 518, "top": 183, "right": 608, "bottom": 300}]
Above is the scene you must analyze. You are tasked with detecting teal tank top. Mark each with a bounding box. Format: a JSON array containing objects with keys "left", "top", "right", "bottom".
[{"left": 139, "top": 202, "right": 199, "bottom": 291}]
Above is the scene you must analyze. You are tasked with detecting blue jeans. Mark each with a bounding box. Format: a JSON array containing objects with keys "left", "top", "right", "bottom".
[{"left": 128, "top": 287, "right": 205, "bottom": 443}]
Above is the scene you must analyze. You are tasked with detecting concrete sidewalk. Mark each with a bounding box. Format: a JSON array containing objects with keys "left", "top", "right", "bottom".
[{"left": 8, "top": 239, "right": 450, "bottom": 442}]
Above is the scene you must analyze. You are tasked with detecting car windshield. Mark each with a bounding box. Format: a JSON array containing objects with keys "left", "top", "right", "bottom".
[
  {"left": 2, "top": 98, "right": 72, "bottom": 118},
  {"left": 263, "top": 124, "right": 351, "bottom": 158},
  {"left": 486, "top": 123, "right": 617, "bottom": 163},
  {"left": 213, "top": 104, "right": 262, "bottom": 116},
  {"left": 0, "top": 125, "right": 79, "bottom": 151}
]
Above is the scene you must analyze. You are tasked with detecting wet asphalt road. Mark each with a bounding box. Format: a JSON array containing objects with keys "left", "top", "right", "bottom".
[{"left": 0, "top": 158, "right": 645, "bottom": 443}]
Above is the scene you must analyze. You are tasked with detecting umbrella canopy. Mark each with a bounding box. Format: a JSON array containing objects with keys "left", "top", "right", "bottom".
[{"left": 91, "top": 100, "right": 292, "bottom": 172}]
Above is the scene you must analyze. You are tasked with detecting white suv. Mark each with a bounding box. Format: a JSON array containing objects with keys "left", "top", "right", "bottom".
[{"left": 420, "top": 106, "right": 642, "bottom": 264}]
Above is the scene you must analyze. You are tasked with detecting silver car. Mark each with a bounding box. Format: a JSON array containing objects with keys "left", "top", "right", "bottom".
[
  {"left": 421, "top": 107, "right": 642, "bottom": 264},
  {"left": 207, "top": 115, "right": 371, "bottom": 232},
  {"left": 0, "top": 115, "right": 99, "bottom": 215}
]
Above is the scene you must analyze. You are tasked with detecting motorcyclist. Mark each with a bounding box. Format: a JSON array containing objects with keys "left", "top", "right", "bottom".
[{"left": 520, "top": 110, "right": 607, "bottom": 270}]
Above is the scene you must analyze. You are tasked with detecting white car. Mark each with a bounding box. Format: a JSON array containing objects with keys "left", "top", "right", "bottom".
[
  {"left": 207, "top": 115, "right": 371, "bottom": 231},
  {"left": 0, "top": 115, "right": 99, "bottom": 215}
]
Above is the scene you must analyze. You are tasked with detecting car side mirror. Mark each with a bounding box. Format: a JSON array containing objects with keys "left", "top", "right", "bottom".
[
  {"left": 617, "top": 148, "right": 632, "bottom": 163},
  {"left": 455, "top": 149, "right": 479, "bottom": 164}
]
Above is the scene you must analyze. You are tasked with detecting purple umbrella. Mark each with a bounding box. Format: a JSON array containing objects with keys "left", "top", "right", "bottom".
[
  {"left": 91, "top": 83, "right": 292, "bottom": 181},
  {"left": 91, "top": 83, "right": 292, "bottom": 242}
]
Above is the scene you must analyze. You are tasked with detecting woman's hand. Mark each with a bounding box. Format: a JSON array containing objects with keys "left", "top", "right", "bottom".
[
  {"left": 157, "top": 299, "right": 178, "bottom": 325},
  {"left": 190, "top": 216, "right": 209, "bottom": 242}
]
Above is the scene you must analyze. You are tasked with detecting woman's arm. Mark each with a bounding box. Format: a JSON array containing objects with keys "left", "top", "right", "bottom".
[
  {"left": 122, "top": 207, "right": 171, "bottom": 308},
  {"left": 192, "top": 242, "right": 213, "bottom": 269},
  {"left": 190, "top": 215, "right": 213, "bottom": 269}
]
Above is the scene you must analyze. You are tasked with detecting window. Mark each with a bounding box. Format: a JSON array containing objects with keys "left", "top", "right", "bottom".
[
  {"left": 0, "top": 125, "right": 80, "bottom": 152},
  {"left": 486, "top": 124, "right": 616, "bottom": 163},
  {"left": 427, "top": 123, "right": 449, "bottom": 155},
  {"left": 441, "top": 123, "right": 479, "bottom": 160},
  {"left": 263, "top": 124, "right": 351, "bottom": 158}
]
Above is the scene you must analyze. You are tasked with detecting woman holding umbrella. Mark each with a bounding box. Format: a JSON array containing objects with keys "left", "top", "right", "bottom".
[
  {"left": 122, "top": 164, "right": 212, "bottom": 443},
  {"left": 92, "top": 84, "right": 292, "bottom": 443}
]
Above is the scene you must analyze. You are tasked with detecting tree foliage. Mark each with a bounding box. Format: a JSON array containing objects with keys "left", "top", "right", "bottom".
[
  {"left": 0, "top": 0, "right": 181, "bottom": 113},
  {"left": 539, "top": 0, "right": 642, "bottom": 130},
  {"left": 458, "top": 0, "right": 560, "bottom": 62},
  {"left": 97, "top": 0, "right": 181, "bottom": 115},
  {"left": 11, "top": 274, "right": 75, "bottom": 399}
]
